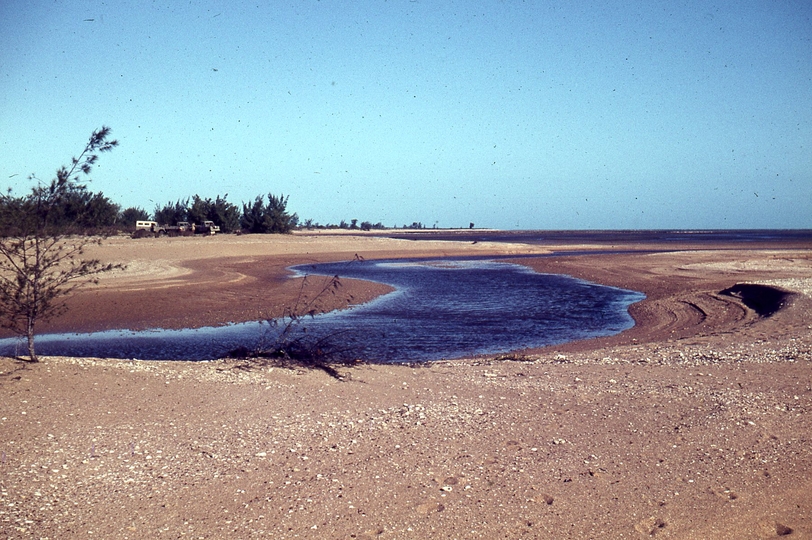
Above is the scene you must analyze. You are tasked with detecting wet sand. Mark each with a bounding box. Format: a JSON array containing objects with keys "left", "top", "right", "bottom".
[{"left": 1, "top": 231, "right": 810, "bottom": 538}]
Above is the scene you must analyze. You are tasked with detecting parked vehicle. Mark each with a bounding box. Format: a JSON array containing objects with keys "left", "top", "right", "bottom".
[
  {"left": 135, "top": 220, "right": 164, "bottom": 234},
  {"left": 197, "top": 220, "right": 220, "bottom": 235},
  {"left": 133, "top": 220, "right": 219, "bottom": 237}
]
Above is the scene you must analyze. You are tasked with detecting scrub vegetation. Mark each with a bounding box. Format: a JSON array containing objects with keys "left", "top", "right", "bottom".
[
  {"left": 0, "top": 127, "right": 123, "bottom": 361},
  {"left": 228, "top": 273, "right": 362, "bottom": 380}
]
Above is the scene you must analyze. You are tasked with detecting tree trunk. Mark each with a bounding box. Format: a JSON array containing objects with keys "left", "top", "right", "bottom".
[{"left": 26, "top": 318, "right": 38, "bottom": 362}]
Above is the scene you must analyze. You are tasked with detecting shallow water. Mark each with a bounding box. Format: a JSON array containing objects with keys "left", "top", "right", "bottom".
[
  {"left": 0, "top": 258, "right": 645, "bottom": 362},
  {"left": 381, "top": 229, "right": 812, "bottom": 245}
]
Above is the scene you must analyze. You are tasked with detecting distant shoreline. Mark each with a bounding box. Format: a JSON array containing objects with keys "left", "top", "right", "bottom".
[{"left": 357, "top": 227, "right": 812, "bottom": 247}]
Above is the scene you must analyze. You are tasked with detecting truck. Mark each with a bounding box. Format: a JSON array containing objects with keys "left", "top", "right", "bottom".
[
  {"left": 173, "top": 222, "right": 194, "bottom": 234},
  {"left": 134, "top": 220, "right": 219, "bottom": 237},
  {"left": 135, "top": 220, "right": 163, "bottom": 234},
  {"left": 196, "top": 221, "right": 221, "bottom": 235}
]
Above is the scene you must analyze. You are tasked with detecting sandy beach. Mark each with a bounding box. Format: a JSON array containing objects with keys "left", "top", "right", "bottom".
[{"left": 1, "top": 231, "right": 811, "bottom": 539}]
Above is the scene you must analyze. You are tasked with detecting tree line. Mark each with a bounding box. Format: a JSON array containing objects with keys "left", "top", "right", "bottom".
[
  {"left": 301, "top": 219, "right": 429, "bottom": 231},
  {"left": 146, "top": 193, "right": 298, "bottom": 234},
  {"left": 0, "top": 189, "right": 299, "bottom": 236},
  {"left": 1, "top": 183, "right": 429, "bottom": 237}
]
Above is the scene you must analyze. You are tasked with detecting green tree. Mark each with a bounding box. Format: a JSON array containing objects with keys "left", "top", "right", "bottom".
[
  {"left": 0, "top": 127, "right": 122, "bottom": 361},
  {"left": 153, "top": 199, "right": 188, "bottom": 226},
  {"left": 187, "top": 194, "right": 240, "bottom": 233},
  {"left": 240, "top": 193, "right": 297, "bottom": 234},
  {"left": 77, "top": 190, "right": 120, "bottom": 229},
  {"left": 265, "top": 193, "right": 298, "bottom": 232},
  {"left": 240, "top": 195, "right": 266, "bottom": 233},
  {"left": 187, "top": 195, "right": 213, "bottom": 226},
  {"left": 211, "top": 195, "right": 241, "bottom": 233},
  {"left": 119, "top": 206, "right": 150, "bottom": 226},
  {"left": 9, "top": 181, "right": 120, "bottom": 232}
]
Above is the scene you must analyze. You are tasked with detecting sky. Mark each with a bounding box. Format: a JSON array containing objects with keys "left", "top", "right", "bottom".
[{"left": 1, "top": 1, "right": 810, "bottom": 230}]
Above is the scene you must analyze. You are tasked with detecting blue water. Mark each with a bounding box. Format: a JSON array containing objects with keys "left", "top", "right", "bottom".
[
  {"left": 380, "top": 229, "right": 812, "bottom": 245},
  {"left": 0, "top": 258, "right": 644, "bottom": 363}
]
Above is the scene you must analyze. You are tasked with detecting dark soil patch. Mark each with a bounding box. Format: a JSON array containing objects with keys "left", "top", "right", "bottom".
[{"left": 720, "top": 284, "right": 792, "bottom": 317}]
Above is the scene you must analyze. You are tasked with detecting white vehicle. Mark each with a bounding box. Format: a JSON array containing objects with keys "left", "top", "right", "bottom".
[
  {"left": 133, "top": 220, "right": 219, "bottom": 237},
  {"left": 135, "top": 220, "right": 164, "bottom": 233}
]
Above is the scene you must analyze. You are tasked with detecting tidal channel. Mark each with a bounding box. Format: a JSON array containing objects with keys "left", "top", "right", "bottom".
[{"left": 0, "top": 258, "right": 645, "bottom": 363}]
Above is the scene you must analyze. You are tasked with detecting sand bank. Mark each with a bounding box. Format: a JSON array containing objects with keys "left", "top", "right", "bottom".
[{"left": 1, "top": 232, "right": 810, "bottom": 538}]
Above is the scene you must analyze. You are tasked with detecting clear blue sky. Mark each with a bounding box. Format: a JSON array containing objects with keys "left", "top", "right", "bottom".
[{"left": 1, "top": 1, "right": 810, "bottom": 229}]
